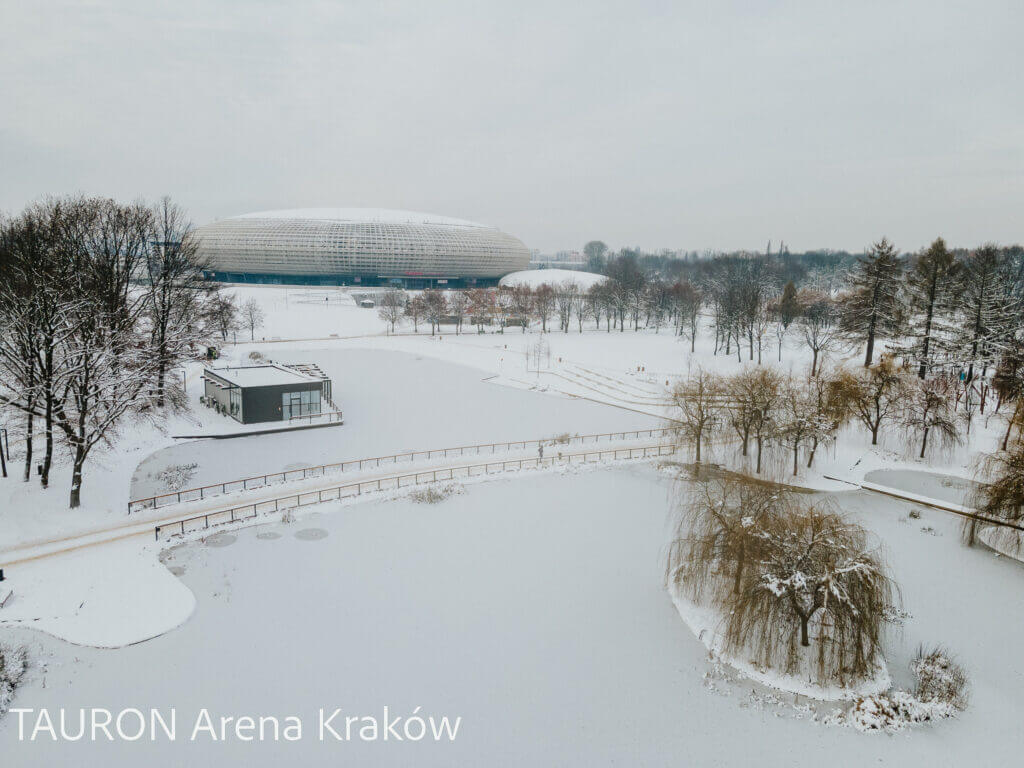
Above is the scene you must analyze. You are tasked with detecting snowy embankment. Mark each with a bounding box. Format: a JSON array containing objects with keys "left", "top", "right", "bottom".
[
  {"left": 0, "top": 538, "right": 194, "bottom": 648},
  {"left": 666, "top": 585, "right": 890, "bottom": 702}
]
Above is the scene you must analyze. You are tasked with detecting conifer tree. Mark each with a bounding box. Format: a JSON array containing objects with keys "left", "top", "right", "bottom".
[
  {"left": 841, "top": 238, "right": 903, "bottom": 367},
  {"left": 900, "top": 238, "right": 958, "bottom": 378}
]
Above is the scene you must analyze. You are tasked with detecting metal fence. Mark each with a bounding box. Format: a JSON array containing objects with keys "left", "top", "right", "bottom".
[
  {"left": 130, "top": 427, "right": 674, "bottom": 513},
  {"left": 153, "top": 443, "right": 677, "bottom": 540},
  {"left": 288, "top": 410, "right": 344, "bottom": 425}
]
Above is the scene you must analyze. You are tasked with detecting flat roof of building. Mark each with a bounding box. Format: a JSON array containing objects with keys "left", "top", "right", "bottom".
[{"left": 204, "top": 364, "right": 322, "bottom": 389}]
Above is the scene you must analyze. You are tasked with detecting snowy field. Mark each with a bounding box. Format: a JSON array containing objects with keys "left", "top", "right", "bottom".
[
  {"left": 133, "top": 349, "right": 658, "bottom": 499},
  {"left": 3, "top": 467, "right": 1024, "bottom": 766},
  {"left": 2, "top": 283, "right": 1023, "bottom": 765}
]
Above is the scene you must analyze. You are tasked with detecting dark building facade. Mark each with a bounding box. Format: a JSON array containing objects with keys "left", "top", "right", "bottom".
[{"left": 202, "top": 364, "right": 332, "bottom": 425}]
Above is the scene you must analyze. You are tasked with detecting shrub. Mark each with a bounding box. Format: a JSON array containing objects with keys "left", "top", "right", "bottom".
[
  {"left": 0, "top": 645, "right": 27, "bottom": 717},
  {"left": 409, "top": 483, "right": 464, "bottom": 504},
  {"left": 849, "top": 646, "right": 967, "bottom": 732},
  {"left": 156, "top": 462, "right": 199, "bottom": 491},
  {"left": 912, "top": 646, "right": 969, "bottom": 711}
]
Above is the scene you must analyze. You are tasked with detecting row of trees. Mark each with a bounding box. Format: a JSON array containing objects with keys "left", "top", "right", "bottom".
[
  {"left": 668, "top": 357, "right": 996, "bottom": 477},
  {"left": 0, "top": 196, "right": 214, "bottom": 507},
  {"left": 375, "top": 239, "right": 1023, "bottom": 397}
]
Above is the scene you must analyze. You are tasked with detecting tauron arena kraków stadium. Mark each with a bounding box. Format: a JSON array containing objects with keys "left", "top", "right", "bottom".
[{"left": 191, "top": 208, "right": 531, "bottom": 288}]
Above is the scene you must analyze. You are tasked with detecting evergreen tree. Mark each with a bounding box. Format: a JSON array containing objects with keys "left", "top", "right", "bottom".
[
  {"left": 840, "top": 238, "right": 903, "bottom": 367},
  {"left": 900, "top": 238, "right": 959, "bottom": 378},
  {"left": 954, "top": 244, "right": 1021, "bottom": 382}
]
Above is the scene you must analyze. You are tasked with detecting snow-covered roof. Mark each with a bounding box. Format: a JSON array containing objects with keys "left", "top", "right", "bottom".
[
  {"left": 204, "top": 364, "right": 321, "bottom": 389},
  {"left": 236, "top": 208, "right": 493, "bottom": 229},
  {"left": 499, "top": 269, "right": 608, "bottom": 290}
]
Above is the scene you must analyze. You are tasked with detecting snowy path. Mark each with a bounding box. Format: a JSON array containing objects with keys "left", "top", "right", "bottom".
[{"left": 3, "top": 437, "right": 674, "bottom": 565}]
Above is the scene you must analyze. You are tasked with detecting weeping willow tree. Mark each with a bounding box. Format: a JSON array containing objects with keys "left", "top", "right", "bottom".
[
  {"left": 964, "top": 446, "right": 1024, "bottom": 551},
  {"left": 665, "top": 475, "right": 787, "bottom": 602},
  {"left": 667, "top": 476, "right": 897, "bottom": 688},
  {"left": 723, "top": 502, "right": 895, "bottom": 686}
]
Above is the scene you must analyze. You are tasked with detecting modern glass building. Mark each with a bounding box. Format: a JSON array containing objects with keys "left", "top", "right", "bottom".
[{"left": 191, "top": 208, "right": 530, "bottom": 288}]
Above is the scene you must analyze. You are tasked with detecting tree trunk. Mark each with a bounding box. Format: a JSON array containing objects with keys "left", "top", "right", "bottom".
[
  {"left": 864, "top": 328, "right": 875, "bottom": 367},
  {"left": 920, "top": 426, "right": 929, "bottom": 459},
  {"left": 69, "top": 443, "right": 86, "bottom": 508},
  {"left": 810, "top": 348, "right": 819, "bottom": 378},
  {"left": 755, "top": 436, "right": 763, "bottom": 473},
  {"left": 800, "top": 615, "right": 810, "bottom": 647},
  {"left": 871, "top": 423, "right": 879, "bottom": 445},
  {"left": 23, "top": 411, "right": 33, "bottom": 482},
  {"left": 793, "top": 445, "right": 799, "bottom": 476}
]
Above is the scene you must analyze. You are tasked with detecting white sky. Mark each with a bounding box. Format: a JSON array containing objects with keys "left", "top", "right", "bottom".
[{"left": 1, "top": 0, "right": 1021, "bottom": 254}]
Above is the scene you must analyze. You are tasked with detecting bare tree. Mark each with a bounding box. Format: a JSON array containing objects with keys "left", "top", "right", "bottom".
[
  {"left": 804, "top": 366, "right": 851, "bottom": 469},
  {"left": 207, "top": 293, "right": 240, "bottom": 341},
  {"left": 672, "top": 280, "right": 702, "bottom": 353},
  {"left": 422, "top": 289, "right": 447, "bottom": 335},
  {"left": 833, "top": 357, "right": 906, "bottom": 445},
  {"left": 448, "top": 290, "right": 470, "bottom": 334},
  {"left": 508, "top": 286, "right": 534, "bottom": 333},
  {"left": 54, "top": 198, "right": 166, "bottom": 507},
  {"left": 902, "top": 376, "right": 960, "bottom": 459},
  {"left": 797, "top": 291, "right": 842, "bottom": 377},
  {"left": 377, "top": 288, "right": 405, "bottom": 333},
  {"left": 668, "top": 369, "right": 723, "bottom": 464},
  {"left": 777, "top": 376, "right": 831, "bottom": 476},
  {"left": 533, "top": 284, "right": 556, "bottom": 332},
  {"left": 146, "top": 196, "right": 211, "bottom": 406},
  {"left": 404, "top": 293, "right": 425, "bottom": 332},
  {"left": 241, "top": 297, "right": 265, "bottom": 340}
]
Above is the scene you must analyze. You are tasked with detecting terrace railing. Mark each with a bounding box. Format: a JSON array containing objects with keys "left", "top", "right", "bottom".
[
  {"left": 153, "top": 443, "right": 678, "bottom": 540},
  {"left": 130, "top": 427, "right": 674, "bottom": 513}
]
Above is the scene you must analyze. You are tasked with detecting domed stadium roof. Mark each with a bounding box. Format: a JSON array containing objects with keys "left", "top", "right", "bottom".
[{"left": 192, "top": 208, "right": 530, "bottom": 286}]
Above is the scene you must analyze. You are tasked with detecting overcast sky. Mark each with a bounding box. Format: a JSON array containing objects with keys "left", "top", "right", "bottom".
[{"left": 1, "top": 0, "right": 1021, "bottom": 254}]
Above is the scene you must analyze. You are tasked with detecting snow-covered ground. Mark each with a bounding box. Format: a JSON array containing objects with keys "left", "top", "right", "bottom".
[
  {"left": 3, "top": 467, "right": 1024, "bottom": 765},
  {"left": 2, "top": 283, "right": 1022, "bottom": 765},
  {"left": 132, "top": 349, "right": 659, "bottom": 500}
]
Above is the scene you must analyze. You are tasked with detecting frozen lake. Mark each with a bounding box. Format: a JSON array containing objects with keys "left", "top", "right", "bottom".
[
  {"left": 863, "top": 468, "right": 982, "bottom": 507},
  {"left": 132, "top": 349, "right": 659, "bottom": 499},
  {"left": 4, "top": 467, "right": 1024, "bottom": 766}
]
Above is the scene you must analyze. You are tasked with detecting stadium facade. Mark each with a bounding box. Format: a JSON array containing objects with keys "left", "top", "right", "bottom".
[{"left": 191, "top": 208, "right": 531, "bottom": 288}]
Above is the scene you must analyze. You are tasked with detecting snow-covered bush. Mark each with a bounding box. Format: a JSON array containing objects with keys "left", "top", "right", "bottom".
[
  {"left": 850, "top": 690, "right": 953, "bottom": 732},
  {"left": 0, "top": 645, "right": 27, "bottom": 718},
  {"left": 156, "top": 462, "right": 199, "bottom": 491},
  {"left": 848, "top": 646, "right": 967, "bottom": 732},
  {"left": 912, "top": 646, "right": 969, "bottom": 711},
  {"left": 248, "top": 350, "right": 265, "bottom": 362},
  {"left": 409, "top": 483, "right": 464, "bottom": 504}
]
